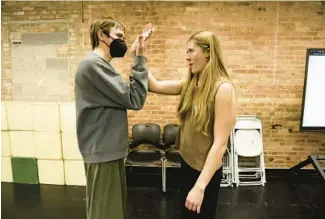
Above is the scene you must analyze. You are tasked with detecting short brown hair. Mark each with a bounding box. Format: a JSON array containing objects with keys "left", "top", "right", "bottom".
[{"left": 90, "top": 17, "right": 125, "bottom": 50}]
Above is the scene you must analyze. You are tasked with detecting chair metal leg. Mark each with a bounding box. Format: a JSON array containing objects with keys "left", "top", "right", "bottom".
[
  {"left": 234, "top": 153, "right": 239, "bottom": 187},
  {"left": 261, "top": 153, "right": 266, "bottom": 185},
  {"left": 162, "top": 159, "right": 166, "bottom": 193}
]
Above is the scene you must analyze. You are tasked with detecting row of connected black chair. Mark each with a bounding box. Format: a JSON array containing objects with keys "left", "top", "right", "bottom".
[{"left": 124, "top": 123, "right": 180, "bottom": 192}]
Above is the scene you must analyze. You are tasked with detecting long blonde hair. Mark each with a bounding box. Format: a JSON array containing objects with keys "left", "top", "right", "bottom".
[{"left": 177, "top": 31, "right": 231, "bottom": 135}]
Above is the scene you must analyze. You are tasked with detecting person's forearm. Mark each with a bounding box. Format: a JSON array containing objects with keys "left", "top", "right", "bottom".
[
  {"left": 148, "top": 71, "right": 183, "bottom": 95},
  {"left": 130, "top": 39, "right": 138, "bottom": 56},
  {"left": 148, "top": 71, "right": 159, "bottom": 92},
  {"left": 194, "top": 143, "right": 227, "bottom": 191}
]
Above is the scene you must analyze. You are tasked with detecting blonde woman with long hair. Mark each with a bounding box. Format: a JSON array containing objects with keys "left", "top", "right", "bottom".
[{"left": 144, "top": 31, "right": 237, "bottom": 219}]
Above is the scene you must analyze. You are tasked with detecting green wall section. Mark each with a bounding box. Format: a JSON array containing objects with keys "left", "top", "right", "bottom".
[{"left": 11, "top": 157, "right": 39, "bottom": 184}]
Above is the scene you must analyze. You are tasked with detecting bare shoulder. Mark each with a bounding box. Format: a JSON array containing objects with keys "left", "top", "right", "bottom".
[
  {"left": 214, "top": 81, "right": 237, "bottom": 121},
  {"left": 219, "top": 81, "right": 234, "bottom": 90},
  {"left": 216, "top": 81, "right": 236, "bottom": 97}
]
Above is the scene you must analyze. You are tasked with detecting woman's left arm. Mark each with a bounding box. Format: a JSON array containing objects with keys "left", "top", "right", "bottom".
[{"left": 185, "top": 82, "right": 237, "bottom": 214}]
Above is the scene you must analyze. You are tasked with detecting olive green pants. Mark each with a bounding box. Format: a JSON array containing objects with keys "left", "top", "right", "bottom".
[{"left": 84, "top": 159, "right": 127, "bottom": 219}]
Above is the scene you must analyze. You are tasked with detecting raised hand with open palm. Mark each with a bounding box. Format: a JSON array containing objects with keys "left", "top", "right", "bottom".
[{"left": 131, "top": 23, "right": 156, "bottom": 56}]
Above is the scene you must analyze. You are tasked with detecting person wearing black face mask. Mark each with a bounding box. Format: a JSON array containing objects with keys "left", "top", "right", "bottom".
[{"left": 74, "top": 17, "right": 155, "bottom": 219}]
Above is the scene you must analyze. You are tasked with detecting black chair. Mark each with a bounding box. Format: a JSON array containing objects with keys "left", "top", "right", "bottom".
[
  {"left": 125, "top": 123, "right": 164, "bottom": 189},
  {"left": 161, "top": 124, "right": 181, "bottom": 192}
]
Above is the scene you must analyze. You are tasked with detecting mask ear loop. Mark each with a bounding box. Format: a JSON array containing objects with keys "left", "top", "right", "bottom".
[{"left": 99, "top": 29, "right": 111, "bottom": 48}]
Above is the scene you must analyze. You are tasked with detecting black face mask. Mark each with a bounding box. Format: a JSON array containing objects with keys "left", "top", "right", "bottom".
[
  {"left": 101, "top": 32, "right": 127, "bottom": 58},
  {"left": 109, "top": 38, "right": 128, "bottom": 58}
]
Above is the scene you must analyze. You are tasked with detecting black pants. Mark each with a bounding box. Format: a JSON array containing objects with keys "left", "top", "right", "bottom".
[{"left": 180, "top": 157, "right": 222, "bottom": 219}]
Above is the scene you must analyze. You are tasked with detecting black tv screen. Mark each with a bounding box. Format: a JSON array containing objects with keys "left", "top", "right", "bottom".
[{"left": 300, "top": 48, "right": 325, "bottom": 131}]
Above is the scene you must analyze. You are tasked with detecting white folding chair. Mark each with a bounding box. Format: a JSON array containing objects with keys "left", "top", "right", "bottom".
[
  {"left": 221, "top": 136, "right": 234, "bottom": 187},
  {"left": 233, "top": 116, "right": 266, "bottom": 186}
]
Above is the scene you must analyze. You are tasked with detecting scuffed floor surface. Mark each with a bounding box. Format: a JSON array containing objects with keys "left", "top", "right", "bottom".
[{"left": 2, "top": 173, "right": 325, "bottom": 219}]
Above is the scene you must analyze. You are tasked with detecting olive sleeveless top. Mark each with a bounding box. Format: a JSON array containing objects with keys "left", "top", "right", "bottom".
[{"left": 177, "top": 80, "right": 231, "bottom": 171}]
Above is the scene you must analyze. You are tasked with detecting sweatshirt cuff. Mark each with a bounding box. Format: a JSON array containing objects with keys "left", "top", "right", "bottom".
[{"left": 134, "top": 56, "right": 147, "bottom": 66}]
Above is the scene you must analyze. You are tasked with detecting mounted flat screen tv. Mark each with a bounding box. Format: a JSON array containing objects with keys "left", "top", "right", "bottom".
[{"left": 300, "top": 48, "right": 325, "bottom": 131}]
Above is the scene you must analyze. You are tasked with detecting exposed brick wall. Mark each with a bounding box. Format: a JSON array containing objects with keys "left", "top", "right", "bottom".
[{"left": 2, "top": 1, "right": 325, "bottom": 168}]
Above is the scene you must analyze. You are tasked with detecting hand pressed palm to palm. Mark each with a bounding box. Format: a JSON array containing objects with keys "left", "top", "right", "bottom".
[{"left": 131, "top": 23, "right": 156, "bottom": 55}]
